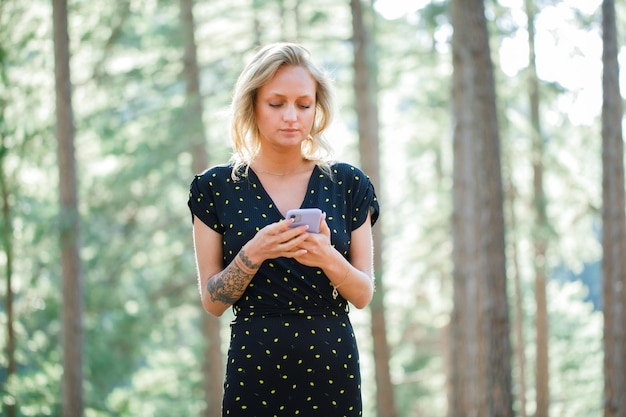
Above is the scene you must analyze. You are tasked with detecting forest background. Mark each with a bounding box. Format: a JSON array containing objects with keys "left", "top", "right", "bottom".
[{"left": 0, "top": 0, "right": 622, "bottom": 416}]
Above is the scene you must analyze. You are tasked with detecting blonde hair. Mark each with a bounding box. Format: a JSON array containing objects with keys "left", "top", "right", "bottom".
[{"left": 229, "top": 43, "right": 335, "bottom": 178}]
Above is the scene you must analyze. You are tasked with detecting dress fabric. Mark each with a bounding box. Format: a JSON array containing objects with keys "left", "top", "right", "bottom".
[{"left": 188, "top": 162, "right": 379, "bottom": 417}]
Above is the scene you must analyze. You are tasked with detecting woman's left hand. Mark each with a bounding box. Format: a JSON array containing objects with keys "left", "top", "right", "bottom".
[
  {"left": 292, "top": 212, "right": 334, "bottom": 267},
  {"left": 295, "top": 211, "right": 375, "bottom": 309}
]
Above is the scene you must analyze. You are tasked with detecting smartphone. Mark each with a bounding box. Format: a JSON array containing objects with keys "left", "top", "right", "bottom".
[{"left": 286, "top": 208, "right": 323, "bottom": 233}]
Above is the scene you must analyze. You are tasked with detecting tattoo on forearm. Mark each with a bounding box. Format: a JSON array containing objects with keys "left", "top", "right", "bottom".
[
  {"left": 238, "top": 250, "right": 259, "bottom": 271},
  {"left": 206, "top": 250, "right": 259, "bottom": 305}
]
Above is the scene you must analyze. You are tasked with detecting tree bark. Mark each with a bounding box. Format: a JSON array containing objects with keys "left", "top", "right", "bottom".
[
  {"left": 525, "top": 1, "right": 550, "bottom": 416},
  {"left": 1, "top": 135, "right": 16, "bottom": 417},
  {"left": 601, "top": 1, "right": 626, "bottom": 416},
  {"left": 449, "top": 0, "right": 514, "bottom": 416},
  {"left": 350, "top": 0, "right": 396, "bottom": 416},
  {"left": 505, "top": 178, "right": 528, "bottom": 417},
  {"left": 52, "top": 0, "right": 84, "bottom": 416},
  {"left": 179, "top": 0, "right": 224, "bottom": 415}
]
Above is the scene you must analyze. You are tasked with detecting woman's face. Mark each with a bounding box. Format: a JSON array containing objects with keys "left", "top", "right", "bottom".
[{"left": 254, "top": 65, "right": 317, "bottom": 151}]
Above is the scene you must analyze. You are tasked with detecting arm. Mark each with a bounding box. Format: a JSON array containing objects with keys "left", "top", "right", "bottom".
[
  {"left": 192, "top": 217, "right": 251, "bottom": 316},
  {"left": 295, "top": 212, "right": 375, "bottom": 309},
  {"left": 192, "top": 215, "right": 310, "bottom": 316},
  {"left": 325, "top": 213, "right": 375, "bottom": 309}
]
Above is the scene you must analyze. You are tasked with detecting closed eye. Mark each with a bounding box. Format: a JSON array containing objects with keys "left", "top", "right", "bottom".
[{"left": 269, "top": 103, "right": 311, "bottom": 109}]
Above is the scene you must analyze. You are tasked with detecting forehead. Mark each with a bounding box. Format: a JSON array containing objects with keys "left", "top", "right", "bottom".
[{"left": 258, "top": 65, "right": 316, "bottom": 97}]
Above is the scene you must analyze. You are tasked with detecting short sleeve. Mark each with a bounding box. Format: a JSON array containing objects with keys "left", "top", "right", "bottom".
[
  {"left": 337, "top": 164, "right": 380, "bottom": 230},
  {"left": 187, "top": 170, "right": 223, "bottom": 233},
  {"left": 352, "top": 172, "right": 379, "bottom": 230}
]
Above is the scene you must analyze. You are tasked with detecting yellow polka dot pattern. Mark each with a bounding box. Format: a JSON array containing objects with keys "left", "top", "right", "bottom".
[
  {"left": 188, "top": 163, "right": 379, "bottom": 416},
  {"left": 223, "top": 313, "right": 362, "bottom": 416}
]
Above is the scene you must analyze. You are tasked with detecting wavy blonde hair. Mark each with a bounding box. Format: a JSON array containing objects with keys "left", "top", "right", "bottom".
[{"left": 229, "top": 43, "right": 335, "bottom": 178}]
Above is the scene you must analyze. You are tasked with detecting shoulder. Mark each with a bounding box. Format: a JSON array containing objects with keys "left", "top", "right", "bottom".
[
  {"left": 191, "top": 164, "right": 246, "bottom": 186},
  {"left": 194, "top": 164, "right": 233, "bottom": 180},
  {"left": 190, "top": 165, "right": 239, "bottom": 196},
  {"left": 330, "top": 162, "right": 370, "bottom": 182}
]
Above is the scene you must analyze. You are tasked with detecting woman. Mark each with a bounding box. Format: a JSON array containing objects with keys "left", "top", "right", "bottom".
[{"left": 188, "top": 42, "right": 379, "bottom": 416}]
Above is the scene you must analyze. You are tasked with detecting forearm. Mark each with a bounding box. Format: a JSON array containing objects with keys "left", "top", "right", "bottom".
[
  {"left": 322, "top": 249, "right": 374, "bottom": 309},
  {"left": 202, "top": 249, "right": 260, "bottom": 316}
]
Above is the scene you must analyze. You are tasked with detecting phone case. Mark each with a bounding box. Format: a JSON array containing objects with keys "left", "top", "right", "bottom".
[{"left": 286, "top": 208, "right": 323, "bottom": 233}]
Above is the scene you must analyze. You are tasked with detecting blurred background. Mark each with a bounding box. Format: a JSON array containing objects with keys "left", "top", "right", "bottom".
[{"left": 0, "top": 0, "right": 621, "bottom": 416}]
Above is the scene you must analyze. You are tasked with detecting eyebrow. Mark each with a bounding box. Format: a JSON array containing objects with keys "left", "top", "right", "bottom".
[{"left": 265, "top": 92, "right": 315, "bottom": 99}]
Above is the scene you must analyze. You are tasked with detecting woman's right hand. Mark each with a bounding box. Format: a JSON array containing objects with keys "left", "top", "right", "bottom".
[
  {"left": 242, "top": 218, "right": 311, "bottom": 267},
  {"left": 193, "top": 216, "right": 311, "bottom": 316}
]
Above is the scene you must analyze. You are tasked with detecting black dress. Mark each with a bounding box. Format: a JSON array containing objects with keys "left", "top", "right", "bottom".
[{"left": 188, "top": 162, "right": 379, "bottom": 417}]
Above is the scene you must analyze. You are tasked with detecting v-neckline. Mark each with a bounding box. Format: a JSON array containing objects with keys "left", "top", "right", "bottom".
[{"left": 249, "top": 165, "right": 318, "bottom": 219}]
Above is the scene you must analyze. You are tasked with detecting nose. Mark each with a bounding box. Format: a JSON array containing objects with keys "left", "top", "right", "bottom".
[{"left": 283, "top": 105, "right": 297, "bottom": 122}]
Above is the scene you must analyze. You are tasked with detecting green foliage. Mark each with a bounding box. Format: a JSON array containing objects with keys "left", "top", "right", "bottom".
[
  {"left": 0, "top": 0, "right": 611, "bottom": 416},
  {"left": 546, "top": 281, "right": 603, "bottom": 416}
]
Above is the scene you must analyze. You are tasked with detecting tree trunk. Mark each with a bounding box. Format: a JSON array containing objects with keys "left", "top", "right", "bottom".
[
  {"left": 293, "top": 0, "right": 301, "bottom": 42},
  {"left": 449, "top": 0, "right": 514, "bottom": 416},
  {"left": 1, "top": 136, "right": 16, "bottom": 417},
  {"left": 505, "top": 179, "right": 528, "bottom": 417},
  {"left": 252, "top": 0, "right": 263, "bottom": 47},
  {"left": 525, "top": 2, "right": 550, "bottom": 416},
  {"left": 350, "top": 0, "right": 396, "bottom": 416},
  {"left": 178, "top": 0, "right": 224, "bottom": 415},
  {"left": 601, "top": 1, "right": 626, "bottom": 416},
  {"left": 53, "top": 0, "right": 84, "bottom": 416}
]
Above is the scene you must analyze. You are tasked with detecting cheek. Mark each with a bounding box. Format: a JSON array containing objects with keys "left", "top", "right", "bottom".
[
  {"left": 304, "top": 109, "right": 316, "bottom": 125},
  {"left": 255, "top": 109, "right": 273, "bottom": 128}
]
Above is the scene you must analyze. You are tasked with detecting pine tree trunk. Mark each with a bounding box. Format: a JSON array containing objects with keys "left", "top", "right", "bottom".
[
  {"left": 178, "top": 0, "right": 224, "bottom": 415},
  {"left": 506, "top": 179, "right": 528, "bottom": 417},
  {"left": 525, "top": 2, "right": 550, "bottom": 416},
  {"left": 350, "top": 0, "right": 396, "bottom": 416},
  {"left": 1, "top": 141, "right": 16, "bottom": 417},
  {"left": 0, "top": 35, "right": 17, "bottom": 409},
  {"left": 450, "top": 0, "right": 514, "bottom": 416},
  {"left": 53, "top": 0, "right": 84, "bottom": 416},
  {"left": 601, "top": 1, "right": 626, "bottom": 416}
]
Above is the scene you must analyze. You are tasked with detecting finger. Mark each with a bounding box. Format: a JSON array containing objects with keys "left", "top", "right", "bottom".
[
  {"left": 278, "top": 234, "right": 310, "bottom": 257},
  {"left": 283, "top": 250, "right": 308, "bottom": 260},
  {"left": 272, "top": 217, "right": 308, "bottom": 235},
  {"left": 270, "top": 217, "right": 295, "bottom": 232},
  {"left": 318, "top": 212, "right": 331, "bottom": 237},
  {"left": 318, "top": 212, "right": 326, "bottom": 230},
  {"left": 268, "top": 225, "right": 310, "bottom": 253},
  {"left": 279, "top": 219, "right": 311, "bottom": 240},
  {"left": 260, "top": 219, "right": 305, "bottom": 246}
]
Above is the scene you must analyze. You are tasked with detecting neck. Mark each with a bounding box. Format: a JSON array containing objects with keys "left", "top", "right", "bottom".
[{"left": 251, "top": 156, "right": 312, "bottom": 176}]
